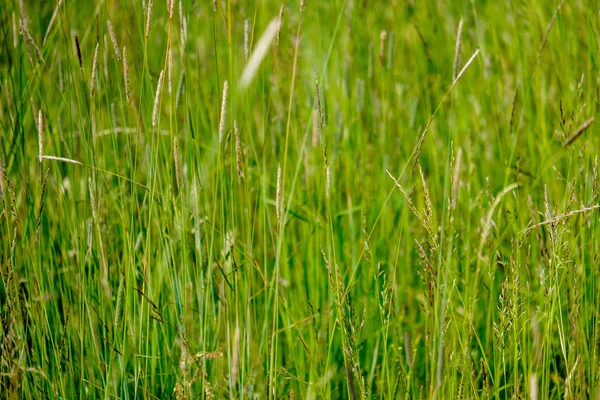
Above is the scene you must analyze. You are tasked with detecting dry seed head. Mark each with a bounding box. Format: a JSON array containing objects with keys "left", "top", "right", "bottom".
[
  {"left": 168, "top": 0, "right": 175, "bottom": 19},
  {"left": 152, "top": 70, "right": 164, "bottom": 127},
  {"left": 419, "top": 163, "right": 433, "bottom": 229},
  {"left": 103, "top": 36, "right": 108, "bottom": 80},
  {"left": 529, "top": 374, "right": 538, "bottom": 400},
  {"left": 313, "top": 66, "right": 323, "bottom": 144},
  {"left": 107, "top": 20, "right": 121, "bottom": 61},
  {"left": 123, "top": 45, "right": 130, "bottom": 103},
  {"left": 453, "top": 19, "right": 464, "bottom": 80},
  {"left": 179, "top": 1, "right": 186, "bottom": 52},
  {"left": 145, "top": 0, "right": 153, "bottom": 38},
  {"left": 37, "top": 110, "right": 44, "bottom": 163},
  {"left": 276, "top": 165, "right": 283, "bottom": 220},
  {"left": 218, "top": 80, "right": 228, "bottom": 143},
  {"left": 19, "top": 0, "right": 27, "bottom": 27},
  {"left": 276, "top": 5, "right": 284, "bottom": 47},
  {"left": 21, "top": 23, "right": 43, "bottom": 63},
  {"left": 239, "top": 18, "right": 281, "bottom": 88},
  {"left": 41, "top": 155, "right": 82, "bottom": 165},
  {"left": 213, "top": 0, "right": 217, "bottom": 12},
  {"left": 90, "top": 42, "right": 99, "bottom": 98},
  {"left": 454, "top": 48, "right": 479, "bottom": 84},
  {"left": 244, "top": 19, "right": 249, "bottom": 61},
  {"left": 379, "top": 30, "right": 387, "bottom": 64}
]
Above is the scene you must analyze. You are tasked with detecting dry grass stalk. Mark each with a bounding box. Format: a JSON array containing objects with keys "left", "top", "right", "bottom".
[
  {"left": 152, "top": 70, "right": 164, "bottom": 127},
  {"left": 123, "top": 45, "right": 131, "bottom": 103},
  {"left": 276, "top": 163, "right": 282, "bottom": 221},
  {"left": 41, "top": 155, "right": 82, "bottom": 165},
  {"left": 43, "top": 0, "right": 63, "bottom": 45},
  {"left": 145, "top": 0, "right": 153, "bottom": 38},
  {"left": 107, "top": 20, "right": 121, "bottom": 61},
  {"left": 218, "top": 80, "right": 228, "bottom": 142},
  {"left": 234, "top": 120, "right": 243, "bottom": 182},
  {"left": 37, "top": 110, "right": 44, "bottom": 163},
  {"left": 168, "top": 47, "right": 173, "bottom": 94},
  {"left": 453, "top": 19, "right": 464, "bottom": 80},
  {"left": 453, "top": 48, "right": 479, "bottom": 84},
  {"left": 90, "top": 43, "right": 99, "bottom": 98},
  {"left": 563, "top": 117, "right": 594, "bottom": 147},
  {"left": 239, "top": 18, "right": 281, "bottom": 89}
]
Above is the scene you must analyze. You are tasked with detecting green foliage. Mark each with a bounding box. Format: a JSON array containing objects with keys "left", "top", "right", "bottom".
[{"left": 1, "top": 0, "right": 599, "bottom": 398}]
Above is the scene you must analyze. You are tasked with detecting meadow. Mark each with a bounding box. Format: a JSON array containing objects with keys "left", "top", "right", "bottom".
[{"left": 1, "top": 0, "right": 600, "bottom": 398}]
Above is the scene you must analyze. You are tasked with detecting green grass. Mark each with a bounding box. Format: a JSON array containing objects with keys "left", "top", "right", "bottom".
[{"left": 1, "top": 0, "right": 600, "bottom": 398}]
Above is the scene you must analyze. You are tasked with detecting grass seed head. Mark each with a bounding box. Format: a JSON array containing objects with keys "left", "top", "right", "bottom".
[
  {"left": 107, "top": 20, "right": 121, "bottom": 61},
  {"left": 123, "top": 45, "right": 130, "bottom": 103},
  {"left": 37, "top": 110, "right": 44, "bottom": 163},
  {"left": 218, "top": 80, "right": 228, "bottom": 143},
  {"left": 152, "top": 70, "right": 164, "bottom": 127},
  {"left": 145, "top": 0, "right": 153, "bottom": 38},
  {"left": 90, "top": 43, "right": 99, "bottom": 98}
]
